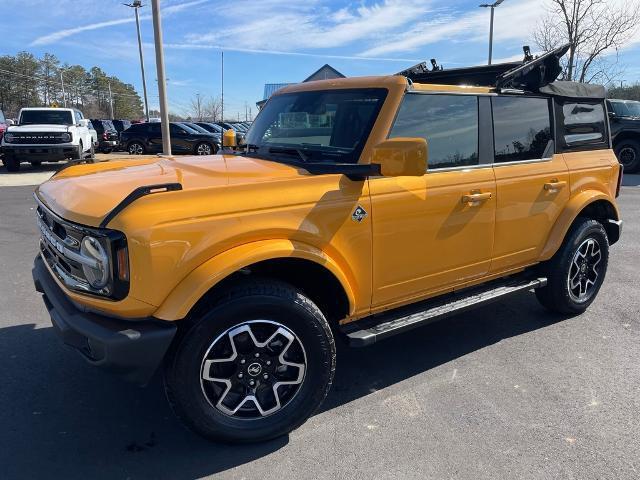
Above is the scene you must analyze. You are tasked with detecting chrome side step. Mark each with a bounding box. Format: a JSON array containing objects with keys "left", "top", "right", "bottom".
[{"left": 343, "top": 277, "right": 547, "bottom": 347}]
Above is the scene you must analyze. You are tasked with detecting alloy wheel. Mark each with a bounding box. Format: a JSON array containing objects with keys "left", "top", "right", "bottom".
[
  {"left": 619, "top": 146, "right": 636, "bottom": 168},
  {"left": 200, "top": 320, "right": 306, "bottom": 418},
  {"left": 129, "top": 143, "right": 143, "bottom": 155},
  {"left": 567, "top": 237, "right": 602, "bottom": 303},
  {"left": 196, "top": 143, "right": 212, "bottom": 155}
]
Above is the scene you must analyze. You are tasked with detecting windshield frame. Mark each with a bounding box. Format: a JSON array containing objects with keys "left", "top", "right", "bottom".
[{"left": 245, "top": 87, "right": 389, "bottom": 165}]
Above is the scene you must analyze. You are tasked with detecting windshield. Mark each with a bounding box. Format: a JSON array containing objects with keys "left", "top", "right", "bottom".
[
  {"left": 20, "top": 110, "right": 73, "bottom": 125},
  {"left": 611, "top": 101, "right": 640, "bottom": 117},
  {"left": 245, "top": 88, "right": 387, "bottom": 164}
]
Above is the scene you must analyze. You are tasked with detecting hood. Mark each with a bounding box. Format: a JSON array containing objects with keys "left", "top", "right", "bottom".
[
  {"left": 36, "top": 154, "right": 302, "bottom": 227},
  {"left": 9, "top": 124, "right": 70, "bottom": 132}
]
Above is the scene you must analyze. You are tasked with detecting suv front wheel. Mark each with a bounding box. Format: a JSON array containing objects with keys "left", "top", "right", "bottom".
[
  {"left": 164, "top": 279, "right": 336, "bottom": 443},
  {"left": 536, "top": 218, "right": 609, "bottom": 314}
]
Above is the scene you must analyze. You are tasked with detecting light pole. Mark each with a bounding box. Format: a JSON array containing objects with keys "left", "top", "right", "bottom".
[
  {"left": 151, "top": 0, "right": 171, "bottom": 155},
  {"left": 124, "top": 0, "right": 150, "bottom": 121},
  {"left": 479, "top": 0, "right": 505, "bottom": 65}
]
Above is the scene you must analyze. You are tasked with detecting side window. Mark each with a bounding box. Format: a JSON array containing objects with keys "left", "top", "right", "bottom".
[
  {"left": 148, "top": 123, "right": 161, "bottom": 134},
  {"left": 170, "top": 124, "right": 185, "bottom": 135},
  {"left": 558, "top": 100, "right": 607, "bottom": 149},
  {"left": 389, "top": 94, "right": 479, "bottom": 169},
  {"left": 492, "top": 97, "right": 552, "bottom": 163},
  {"left": 74, "top": 111, "right": 83, "bottom": 124}
]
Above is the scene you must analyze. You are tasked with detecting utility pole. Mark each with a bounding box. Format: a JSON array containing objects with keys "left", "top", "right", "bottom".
[
  {"left": 479, "top": 0, "right": 505, "bottom": 65},
  {"left": 60, "top": 71, "right": 67, "bottom": 107},
  {"left": 151, "top": 0, "right": 171, "bottom": 155},
  {"left": 108, "top": 81, "right": 115, "bottom": 118},
  {"left": 124, "top": 1, "right": 150, "bottom": 121},
  {"left": 221, "top": 51, "right": 224, "bottom": 122}
]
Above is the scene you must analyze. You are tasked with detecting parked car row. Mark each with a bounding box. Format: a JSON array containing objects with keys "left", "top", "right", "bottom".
[{"left": 120, "top": 121, "right": 222, "bottom": 155}]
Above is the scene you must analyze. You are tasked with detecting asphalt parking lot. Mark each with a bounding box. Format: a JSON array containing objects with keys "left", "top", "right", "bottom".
[{"left": 1, "top": 167, "right": 639, "bottom": 479}]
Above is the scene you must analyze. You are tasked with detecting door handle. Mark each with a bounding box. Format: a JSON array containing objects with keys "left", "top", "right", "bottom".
[
  {"left": 461, "top": 191, "right": 492, "bottom": 206},
  {"left": 544, "top": 180, "right": 567, "bottom": 192}
]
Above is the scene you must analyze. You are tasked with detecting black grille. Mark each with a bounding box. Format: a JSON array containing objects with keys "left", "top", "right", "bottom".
[{"left": 10, "top": 132, "right": 70, "bottom": 144}]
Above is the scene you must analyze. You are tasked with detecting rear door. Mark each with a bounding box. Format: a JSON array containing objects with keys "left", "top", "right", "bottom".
[
  {"left": 490, "top": 95, "right": 570, "bottom": 272},
  {"left": 369, "top": 93, "right": 496, "bottom": 308}
]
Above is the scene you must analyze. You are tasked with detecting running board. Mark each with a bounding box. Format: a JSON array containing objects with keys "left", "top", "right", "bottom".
[{"left": 343, "top": 277, "right": 547, "bottom": 347}]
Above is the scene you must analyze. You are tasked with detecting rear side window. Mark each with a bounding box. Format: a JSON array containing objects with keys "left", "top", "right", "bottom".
[
  {"left": 492, "top": 97, "right": 552, "bottom": 163},
  {"left": 390, "top": 94, "right": 479, "bottom": 169},
  {"left": 0, "top": 110, "right": 5, "bottom": 122},
  {"left": 558, "top": 100, "right": 607, "bottom": 149}
]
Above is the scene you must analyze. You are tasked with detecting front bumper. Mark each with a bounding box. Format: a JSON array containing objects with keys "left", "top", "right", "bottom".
[
  {"left": 32, "top": 255, "right": 176, "bottom": 385},
  {"left": 2, "top": 144, "right": 79, "bottom": 160}
]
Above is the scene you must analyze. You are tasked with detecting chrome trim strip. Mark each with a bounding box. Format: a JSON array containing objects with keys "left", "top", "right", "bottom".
[{"left": 492, "top": 157, "right": 553, "bottom": 167}]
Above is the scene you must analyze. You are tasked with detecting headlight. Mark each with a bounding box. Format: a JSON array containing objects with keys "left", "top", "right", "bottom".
[
  {"left": 80, "top": 236, "right": 110, "bottom": 289},
  {"left": 61, "top": 132, "right": 72, "bottom": 142},
  {"left": 4, "top": 133, "right": 14, "bottom": 143}
]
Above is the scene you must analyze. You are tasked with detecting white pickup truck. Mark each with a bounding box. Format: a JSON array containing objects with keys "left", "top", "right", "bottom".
[{"left": 1, "top": 107, "right": 96, "bottom": 172}]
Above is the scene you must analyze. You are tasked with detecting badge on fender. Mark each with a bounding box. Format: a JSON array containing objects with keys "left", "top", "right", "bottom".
[{"left": 352, "top": 205, "right": 368, "bottom": 222}]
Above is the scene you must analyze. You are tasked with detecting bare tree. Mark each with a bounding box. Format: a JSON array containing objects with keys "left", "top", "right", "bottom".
[
  {"left": 203, "top": 96, "right": 222, "bottom": 122},
  {"left": 534, "top": 0, "right": 640, "bottom": 84},
  {"left": 190, "top": 93, "right": 204, "bottom": 121}
]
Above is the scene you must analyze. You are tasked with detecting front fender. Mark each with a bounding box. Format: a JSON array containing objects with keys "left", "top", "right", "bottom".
[
  {"left": 153, "top": 239, "right": 356, "bottom": 321},
  {"left": 539, "top": 190, "right": 620, "bottom": 261}
]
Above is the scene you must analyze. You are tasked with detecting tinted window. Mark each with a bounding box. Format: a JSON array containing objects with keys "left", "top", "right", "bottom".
[
  {"left": 389, "top": 94, "right": 478, "bottom": 169},
  {"left": 559, "top": 101, "right": 607, "bottom": 149},
  {"left": 148, "top": 123, "right": 161, "bottom": 133},
  {"left": 20, "top": 110, "right": 73, "bottom": 125},
  {"left": 170, "top": 124, "right": 187, "bottom": 135},
  {"left": 0, "top": 110, "right": 5, "bottom": 122},
  {"left": 492, "top": 97, "right": 552, "bottom": 162}
]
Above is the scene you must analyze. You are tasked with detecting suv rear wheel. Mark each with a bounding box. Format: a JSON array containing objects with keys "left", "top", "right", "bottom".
[
  {"left": 536, "top": 218, "right": 609, "bottom": 314},
  {"left": 615, "top": 139, "right": 640, "bottom": 173},
  {"left": 164, "top": 279, "right": 335, "bottom": 443}
]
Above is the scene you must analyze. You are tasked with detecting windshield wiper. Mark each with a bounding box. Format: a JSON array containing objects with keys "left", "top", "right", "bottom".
[{"left": 268, "top": 146, "right": 310, "bottom": 163}]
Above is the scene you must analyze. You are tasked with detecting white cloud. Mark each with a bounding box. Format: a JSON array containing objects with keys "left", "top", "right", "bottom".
[
  {"left": 30, "top": 0, "right": 210, "bottom": 46},
  {"left": 184, "top": 0, "right": 434, "bottom": 52}
]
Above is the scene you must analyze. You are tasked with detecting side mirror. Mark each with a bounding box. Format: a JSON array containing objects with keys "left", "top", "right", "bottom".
[
  {"left": 371, "top": 137, "right": 427, "bottom": 177},
  {"left": 79, "top": 119, "right": 89, "bottom": 128}
]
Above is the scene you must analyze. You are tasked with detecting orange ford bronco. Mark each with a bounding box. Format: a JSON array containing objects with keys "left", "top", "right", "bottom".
[{"left": 32, "top": 46, "right": 623, "bottom": 442}]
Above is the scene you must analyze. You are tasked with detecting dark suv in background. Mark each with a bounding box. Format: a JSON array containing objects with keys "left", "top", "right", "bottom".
[
  {"left": 90, "top": 119, "right": 119, "bottom": 153},
  {"left": 607, "top": 98, "right": 640, "bottom": 172},
  {"left": 120, "top": 122, "right": 221, "bottom": 155}
]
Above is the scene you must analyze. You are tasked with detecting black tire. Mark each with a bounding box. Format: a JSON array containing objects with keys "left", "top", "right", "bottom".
[
  {"left": 194, "top": 142, "right": 214, "bottom": 155},
  {"left": 164, "top": 279, "right": 335, "bottom": 443},
  {"left": 614, "top": 139, "right": 640, "bottom": 173},
  {"left": 73, "top": 141, "right": 83, "bottom": 160},
  {"left": 30, "top": 161, "right": 42, "bottom": 168},
  {"left": 100, "top": 148, "right": 112, "bottom": 154},
  {"left": 3, "top": 156, "right": 20, "bottom": 172},
  {"left": 536, "top": 218, "right": 609, "bottom": 314},
  {"left": 87, "top": 144, "right": 96, "bottom": 163},
  {"left": 128, "top": 141, "right": 145, "bottom": 155}
]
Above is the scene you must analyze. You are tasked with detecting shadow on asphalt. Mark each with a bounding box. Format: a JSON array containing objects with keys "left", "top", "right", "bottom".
[
  {"left": 0, "top": 292, "right": 568, "bottom": 479},
  {"left": 622, "top": 173, "right": 640, "bottom": 187}
]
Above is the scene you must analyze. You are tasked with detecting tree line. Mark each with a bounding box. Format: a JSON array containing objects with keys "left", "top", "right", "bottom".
[{"left": 0, "top": 52, "right": 143, "bottom": 120}]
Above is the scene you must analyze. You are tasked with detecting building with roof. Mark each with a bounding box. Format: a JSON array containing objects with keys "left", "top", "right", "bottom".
[{"left": 257, "top": 64, "right": 345, "bottom": 109}]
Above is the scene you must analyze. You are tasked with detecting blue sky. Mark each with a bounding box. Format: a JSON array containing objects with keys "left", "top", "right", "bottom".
[{"left": 1, "top": 0, "right": 639, "bottom": 119}]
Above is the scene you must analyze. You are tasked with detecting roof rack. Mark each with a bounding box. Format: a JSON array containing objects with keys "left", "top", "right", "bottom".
[{"left": 397, "top": 44, "right": 571, "bottom": 92}]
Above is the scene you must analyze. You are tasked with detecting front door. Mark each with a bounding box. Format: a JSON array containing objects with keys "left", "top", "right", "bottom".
[
  {"left": 489, "top": 95, "right": 570, "bottom": 272},
  {"left": 369, "top": 92, "right": 496, "bottom": 309}
]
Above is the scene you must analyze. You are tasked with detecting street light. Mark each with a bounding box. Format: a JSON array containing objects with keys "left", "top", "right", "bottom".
[
  {"left": 479, "top": 0, "right": 505, "bottom": 65},
  {"left": 124, "top": 0, "right": 150, "bottom": 122}
]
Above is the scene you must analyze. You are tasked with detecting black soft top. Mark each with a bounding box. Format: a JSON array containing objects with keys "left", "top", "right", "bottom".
[
  {"left": 538, "top": 81, "right": 606, "bottom": 99},
  {"left": 398, "top": 43, "right": 605, "bottom": 100}
]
